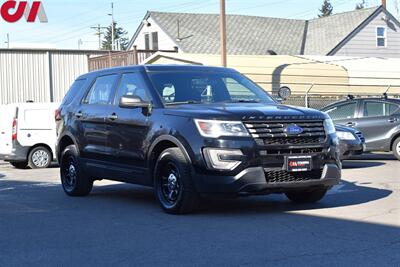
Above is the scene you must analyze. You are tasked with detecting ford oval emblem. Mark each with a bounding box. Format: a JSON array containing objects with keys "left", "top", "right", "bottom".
[{"left": 284, "top": 124, "right": 303, "bottom": 135}]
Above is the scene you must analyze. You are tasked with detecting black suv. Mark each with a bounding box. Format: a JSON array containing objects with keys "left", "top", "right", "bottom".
[
  {"left": 56, "top": 65, "right": 341, "bottom": 214},
  {"left": 321, "top": 97, "right": 400, "bottom": 160}
]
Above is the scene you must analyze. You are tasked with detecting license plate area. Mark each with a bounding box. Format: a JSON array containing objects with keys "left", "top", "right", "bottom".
[{"left": 285, "top": 156, "right": 312, "bottom": 172}]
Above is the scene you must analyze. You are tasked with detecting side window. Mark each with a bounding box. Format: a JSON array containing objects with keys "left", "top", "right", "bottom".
[
  {"left": 325, "top": 102, "right": 357, "bottom": 120},
  {"left": 84, "top": 75, "right": 118, "bottom": 105},
  {"left": 364, "top": 101, "right": 400, "bottom": 117},
  {"left": 114, "top": 73, "right": 150, "bottom": 104},
  {"left": 62, "top": 79, "right": 86, "bottom": 105},
  {"left": 224, "top": 78, "right": 257, "bottom": 101}
]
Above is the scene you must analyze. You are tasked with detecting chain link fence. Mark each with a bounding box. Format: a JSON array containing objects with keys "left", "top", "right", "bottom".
[{"left": 273, "top": 92, "right": 400, "bottom": 110}]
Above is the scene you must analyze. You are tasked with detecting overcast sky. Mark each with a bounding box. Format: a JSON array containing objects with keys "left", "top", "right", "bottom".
[{"left": 0, "top": 0, "right": 394, "bottom": 50}]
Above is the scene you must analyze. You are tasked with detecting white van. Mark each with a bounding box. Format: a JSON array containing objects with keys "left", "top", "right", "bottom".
[{"left": 0, "top": 103, "right": 60, "bottom": 169}]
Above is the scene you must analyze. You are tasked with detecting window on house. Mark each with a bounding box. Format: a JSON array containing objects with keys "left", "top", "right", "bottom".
[
  {"left": 377, "top": 27, "right": 386, "bottom": 47},
  {"left": 151, "top": 32, "right": 159, "bottom": 50},
  {"left": 144, "top": 33, "right": 150, "bottom": 50}
]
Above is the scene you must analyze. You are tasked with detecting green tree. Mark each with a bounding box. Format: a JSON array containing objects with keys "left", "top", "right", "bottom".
[
  {"left": 355, "top": 0, "right": 366, "bottom": 10},
  {"left": 318, "top": 0, "right": 333, "bottom": 17},
  {"left": 102, "top": 22, "right": 129, "bottom": 51}
]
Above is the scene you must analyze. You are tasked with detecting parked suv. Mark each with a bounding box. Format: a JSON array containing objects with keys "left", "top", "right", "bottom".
[
  {"left": 321, "top": 97, "right": 400, "bottom": 160},
  {"left": 56, "top": 65, "right": 341, "bottom": 214}
]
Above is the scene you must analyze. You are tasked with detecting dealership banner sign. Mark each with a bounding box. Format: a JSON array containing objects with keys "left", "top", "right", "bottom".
[{"left": 1, "top": 1, "right": 47, "bottom": 23}]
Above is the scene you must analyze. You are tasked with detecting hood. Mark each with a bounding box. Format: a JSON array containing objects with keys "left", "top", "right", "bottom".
[
  {"left": 164, "top": 103, "right": 327, "bottom": 121},
  {"left": 335, "top": 124, "right": 359, "bottom": 133}
]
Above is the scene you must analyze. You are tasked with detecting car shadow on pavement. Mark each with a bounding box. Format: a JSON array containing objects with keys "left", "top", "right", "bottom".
[{"left": 342, "top": 161, "right": 386, "bottom": 169}]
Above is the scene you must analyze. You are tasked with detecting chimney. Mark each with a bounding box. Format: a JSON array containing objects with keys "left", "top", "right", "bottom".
[{"left": 382, "top": 0, "right": 386, "bottom": 9}]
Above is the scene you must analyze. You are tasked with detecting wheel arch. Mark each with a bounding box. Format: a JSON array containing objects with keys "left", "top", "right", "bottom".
[
  {"left": 147, "top": 135, "right": 193, "bottom": 181},
  {"left": 57, "top": 133, "right": 79, "bottom": 163},
  {"left": 28, "top": 143, "right": 54, "bottom": 161},
  {"left": 390, "top": 132, "right": 400, "bottom": 151}
]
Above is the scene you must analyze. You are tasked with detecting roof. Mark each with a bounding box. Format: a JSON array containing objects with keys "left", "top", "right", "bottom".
[
  {"left": 129, "top": 6, "right": 384, "bottom": 55},
  {"left": 305, "top": 7, "right": 380, "bottom": 55}
]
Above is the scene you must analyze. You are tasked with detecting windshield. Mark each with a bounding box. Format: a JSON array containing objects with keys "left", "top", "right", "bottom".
[{"left": 147, "top": 71, "right": 275, "bottom": 105}]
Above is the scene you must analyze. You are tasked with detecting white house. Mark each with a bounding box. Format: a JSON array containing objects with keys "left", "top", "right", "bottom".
[{"left": 127, "top": 5, "right": 400, "bottom": 57}]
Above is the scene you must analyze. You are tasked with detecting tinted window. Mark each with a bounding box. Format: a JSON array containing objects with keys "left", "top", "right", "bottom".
[
  {"left": 148, "top": 71, "right": 274, "bottom": 105},
  {"left": 114, "top": 73, "right": 149, "bottom": 104},
  {"left": 325, "top": 102, "right": 357, "bottom": 120},
  {"left": 364, "top": 101, "right": 400, "bottom": 117},
  {"left": 84, "top": 75, "right": 118, "bottom": 105},
  {"left": 62, "top": 79, "right": 86, "bottom": 105}
]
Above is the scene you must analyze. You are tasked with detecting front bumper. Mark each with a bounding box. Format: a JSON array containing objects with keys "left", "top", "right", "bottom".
[
  {"left": 339, "top": 140, "right": 365, "bottom": 160},
  {"left": 194, "top": 163, "right": 341, "bottom": 194}
]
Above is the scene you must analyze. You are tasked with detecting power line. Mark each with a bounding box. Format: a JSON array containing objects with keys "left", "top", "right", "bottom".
[{"left": 91, "top": 25, "right": 108, "bottom": 49}]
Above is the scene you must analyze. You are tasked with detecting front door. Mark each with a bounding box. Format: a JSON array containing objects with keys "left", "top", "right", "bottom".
[{"left": 106, "top": 72, "right": 152, "bottom": 183}]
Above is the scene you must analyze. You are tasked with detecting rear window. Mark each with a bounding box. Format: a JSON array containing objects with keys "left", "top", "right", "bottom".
[{"left": 62, "top": 79, "right": 87, "bottom": 105}]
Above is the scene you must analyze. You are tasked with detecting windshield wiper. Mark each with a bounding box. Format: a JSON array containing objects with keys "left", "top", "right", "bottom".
[
  {"left": 222, "top": 99, "right": 261, "bottom": 103},
  {"left": 164, "top": 100, "right": 201, "bottom": 105}
]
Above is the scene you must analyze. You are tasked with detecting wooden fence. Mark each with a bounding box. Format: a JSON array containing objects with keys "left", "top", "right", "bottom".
[{"left": 88, "top": 46, "right": 178, "bottom": 71}]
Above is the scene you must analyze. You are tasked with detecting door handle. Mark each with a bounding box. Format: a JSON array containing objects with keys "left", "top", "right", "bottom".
[
  {"left": 107, "top": 114, "right": 118, "bottom": 121},
  {"left": 75, "top": 112, "right": 83, "bottom": 118},
  {"left": 388, "top": 118, "right": 399, "bottom": 123},
  {"left": 345, "top": 122, "right": 356, "bottom": 127}
]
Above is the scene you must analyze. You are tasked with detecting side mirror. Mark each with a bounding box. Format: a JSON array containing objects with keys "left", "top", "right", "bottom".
[
  {"left": 278, "top": 86, "right": 292, "bottom": 100},
  {"left": 119, "top": 95, "right": 151, "bottom": 109}
]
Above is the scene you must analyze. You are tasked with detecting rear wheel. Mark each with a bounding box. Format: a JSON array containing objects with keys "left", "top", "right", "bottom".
[
  {"left": 10, "top": 161, "right": 28, "bottom": 169},
  {"left": 28, "top": 146, "right": 52, "bottom": 169},
  {"left": 60, "top": 145, "right": 93, "bottom": 196},
  {"left": 285, "top": 188, "right": 328, "bottom": 203},
  {"left": 393, "top": 137, "right": 400, "bottom": 161},
  {"left": 154, "top": 148, "right": 200, "bottom": 214}
]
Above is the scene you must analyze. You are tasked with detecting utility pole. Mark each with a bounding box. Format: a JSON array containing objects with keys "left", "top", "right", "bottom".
[
  {"left": 91, "top": 24, "right": 108, "bottom": 50},
  {"left": 220, "top": 0, "right": 227, "bottom": 67},
  {"left": 5, "top": 33, "right": 10, "bottom": 48},
  {"left": 108, "top": 2, "right": 115, "bottom": 51}
]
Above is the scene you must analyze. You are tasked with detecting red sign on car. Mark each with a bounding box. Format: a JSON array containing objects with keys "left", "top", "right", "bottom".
[{"left": 0, "top": 1, "right": 47, "bottom": 23}]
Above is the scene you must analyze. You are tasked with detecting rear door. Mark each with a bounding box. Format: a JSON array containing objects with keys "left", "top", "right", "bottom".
[
  {"left": 356, "top": 100, "right": 400, "bottom": 151},
  {"left": 77, "top": 74, "right": 119, "bottom": 165},
  {"left": 0, "top": 105, "right": 16, "bottom": 156}
]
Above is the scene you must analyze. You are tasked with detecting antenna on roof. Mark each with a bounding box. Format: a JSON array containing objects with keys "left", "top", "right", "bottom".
[
  {"left": 176, "top": 19, "right": 193, "bottom": 42},
  {"left": 347, "top": 94, "right": 354, "bottom": 100}
]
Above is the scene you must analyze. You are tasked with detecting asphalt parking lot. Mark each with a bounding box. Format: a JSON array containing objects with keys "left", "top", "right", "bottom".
[{"left": 0, "top": 154, "right": 399, "bottom": 267}]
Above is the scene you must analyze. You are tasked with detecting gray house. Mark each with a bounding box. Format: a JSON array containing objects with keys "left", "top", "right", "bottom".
[{"left": 127, "top": 5, "right": 400, "bottom": 57}]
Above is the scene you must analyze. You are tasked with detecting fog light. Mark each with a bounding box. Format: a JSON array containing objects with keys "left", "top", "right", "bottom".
[{"left": 203, "top": 148, "right": 243, "bottom": 170}]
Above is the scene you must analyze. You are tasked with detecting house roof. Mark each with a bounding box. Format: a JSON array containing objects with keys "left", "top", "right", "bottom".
[{"left": 129, "top": 6, "right": 383, "bottom": 55}]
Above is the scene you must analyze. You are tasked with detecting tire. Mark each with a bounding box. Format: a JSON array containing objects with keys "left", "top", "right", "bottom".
[
  {"left": 60, "top": 145, "right": 93, "bottom": 197},
  {"left": 392, "top": 137, "right": 400, "bottom": 161},
  {"left": 154, "top": 147, "right": 200, "bottom": 214},
  {"left": 285, "top": 188, "right": 328, "bottom": 204},
  {"left": 28, "top": 146, "right": 52, "bottom": 169},
  {"left": 10, "top": 161, "right": 28, "bottom": 169}
]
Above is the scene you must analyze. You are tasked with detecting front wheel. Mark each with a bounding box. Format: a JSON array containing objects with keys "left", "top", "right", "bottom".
[
  {"left": 392, "top": 137, "right": 400, "bottom": 161},
  {"left": 285, "top": 188, "right": 328, "bottom": 203},
  {"left": 154, "top": 148, "right": 200, "bottom": 214},
  {"left": 60, "top": 145, "right": 93, "bottom": 196}
]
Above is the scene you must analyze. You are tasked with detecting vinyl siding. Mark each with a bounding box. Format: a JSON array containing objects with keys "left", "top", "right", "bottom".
[{"left": 334, "top": 10, "right": 400, "bottom": 57}]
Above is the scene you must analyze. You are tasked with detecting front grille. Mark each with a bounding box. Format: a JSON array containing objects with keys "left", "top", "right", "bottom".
[
  {"left": 355, "top": 132, "right": 365, "bottom": 143},
  {"left": 244, "top": 120, "right": 326, "bottom": 146},
  {"left": 265, "top": 170, "right": 323, "bottom": 183},
  {"left": 259, "top": 147, "right": 324, "bottom": 156}
]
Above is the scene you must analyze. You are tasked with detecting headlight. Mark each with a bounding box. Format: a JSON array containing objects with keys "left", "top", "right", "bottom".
[
  {"left": 336, "top": 131, "right": 356, "bottom": 140},
  {"left": 323, "top": 118, "right": 336, "bottom": 135},
  {"left": 194, "top": 119, "right": 250, "bottom": 138},
  {"left": 203, "top": 148, "right": 243, "bottom": 170}
]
